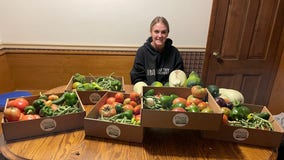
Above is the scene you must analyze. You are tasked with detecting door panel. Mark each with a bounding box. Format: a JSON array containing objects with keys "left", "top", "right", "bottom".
[{"left": 203, "top": 0, "right": 284, "bottom": 105}]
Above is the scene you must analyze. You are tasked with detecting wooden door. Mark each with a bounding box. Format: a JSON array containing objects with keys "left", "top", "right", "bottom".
[{"left": 202, "top": 0, "right": 284, "bottom": 105}]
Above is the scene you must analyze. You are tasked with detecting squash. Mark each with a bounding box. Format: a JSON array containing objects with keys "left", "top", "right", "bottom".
[
  {"left": 219, "top": 88, "right": 244, "bottom": 106},
  {"left": 186, "top": 71, "right": 202, "bottom": 88},
  {"left": 169, "top": 70, "right": 187, "bottom": 87}
]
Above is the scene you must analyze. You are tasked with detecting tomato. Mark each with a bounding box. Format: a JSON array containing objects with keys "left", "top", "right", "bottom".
[
  {"left": 191, "top": 85, "right": 207, "bottom": 99},
  {"left": 99, "top": 104, "right": 116, "bottom": 117},
  {"left": 172, "top": 97, "right": 187, "bottom": 105},
  {"left": 197, "top": 101, "right": 208, "bottom": 111},
  {"left": 7, "top": 100, "right": 15, "bottom": 107},
  {"left": 20, "top": 114, "right": 37, "bottom": 121},
  {"left": 111, "top": 101, "right": 120, "bottom": 107},
  {"left": 106, "top": 97, "right": 116, "bottom": 105},
  {"left": 222, "top": 114, "right": 228, "bottom": 124},
  {"left": 133, "top": 104, "right": 141, "bottom": 115},
  {"left": 135, "top": 114, "right": 141, "bottom": 122},
  {"left": 114, "top": 92, "right": 124, "bottom": 103},
  {"left": 186, "top": 95, "right": 202, "bottom": 105},
  {"left": 4, "top": 107, "right": 21, "bottom": 122},
  {"left": 185, "top": 101, "right": 192, "bottom": 107},
  {"left": 123, "top": 104, "right": 134, "bottom": 111},
  {"left": 171, "top": 107, "right": 186, "bottom": 112},
  {"left": 185, "top": 104, "right": 200, "bottom": 112},
  {"left": 172, "top": 102, "right": 186, "bottom": 109},
  {"left": 13, "top": 97, "right": 29, "bottom": 112},
  {"left": 129, "top": 100, "right": 138, "bottom": 107},
  {"left": 123, "top": 97, "right": 131, "bottom": 105},
  {"left": 130, "top": 91, "right": 140, "bottom": 103}
]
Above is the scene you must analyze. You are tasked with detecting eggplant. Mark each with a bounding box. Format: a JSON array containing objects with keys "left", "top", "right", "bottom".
[
  {"left": 226, "top": 102, "right": 233, "bottom": 109},
  {"left": 215, "top": 97, "right": 227, "bottom": 107}
]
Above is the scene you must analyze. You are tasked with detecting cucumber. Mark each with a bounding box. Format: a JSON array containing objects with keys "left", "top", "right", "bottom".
[
  {"left": 52, "top": 92, "right": 67, "bottom": 105},
  {"left": 255, "top": 112, "right": 270, "bottom": 120}
]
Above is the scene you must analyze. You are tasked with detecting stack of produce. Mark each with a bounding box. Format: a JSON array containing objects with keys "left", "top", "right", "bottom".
[
  {"left": 207, "top": 85, "right": 273, "bottom": 131},
  {"left": 142, "top": 85, "right": 213, "bottom": 113},
  {"left": 72, "top": 73, "right": 122, "bottom": 91},
  {"left": 97, "top": 92, "right": 141, "bottom": 126},
  {"left": 4, "top": 91, "right": 82, "bottom": 122}
]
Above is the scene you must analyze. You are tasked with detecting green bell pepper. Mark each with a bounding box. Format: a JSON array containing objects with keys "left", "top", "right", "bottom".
[
  {"left": 229, "top": 105, "right": 250, "bottom": 120},
  {"left": 144, "top": 89, "right": 154, "bottom": 97},
  {"left": 24, "top": 105, "right": 36, "bottom": 115},
  {"left": 39, "top": 105, "right": 54, "bottom": 117},
  {"left": 159, "top": 95, "right": 174, "bottom": 109},
  {"left": 65, "top": 92, "right": 78, "bottom": 106},
  {"left": 122, "top": 110, "right": 133, "bottom": 119},
  {"left": 110, "top": 80, "right": 122, "bottom": 91},
  {"left": 32, "top": 98, "right": 46, "bottom": 112}
]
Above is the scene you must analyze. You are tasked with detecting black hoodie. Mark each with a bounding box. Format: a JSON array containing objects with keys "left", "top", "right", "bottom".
[{"left": 130, "top": 37, "right": 184, "bottom": 85}]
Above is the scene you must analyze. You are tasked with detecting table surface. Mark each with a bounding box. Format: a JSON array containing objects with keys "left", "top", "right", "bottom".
[{"left": 0, "top": 85, "right": 278, "bottom": 160}]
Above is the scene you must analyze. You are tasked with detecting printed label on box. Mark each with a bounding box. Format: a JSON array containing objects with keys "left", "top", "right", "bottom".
[
  {"left": 40, "top": 118, "right": 57, "bottom": 131},
  {"left": 233, "top": 128, "right": 249, "bottom": 141},
  {"left": 106, "top": 125, "right": 121, "bottom": 138},
  {"left": 172, "top": 113, "right": 189, "bottom": 127},
  {"left": 89, "top": 93, "right": 102, "bottom": 104}
]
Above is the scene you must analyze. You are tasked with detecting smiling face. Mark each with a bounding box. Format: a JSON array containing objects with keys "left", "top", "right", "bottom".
[{"left": 150, "top": 22, "right": 169, "bottom": 52}]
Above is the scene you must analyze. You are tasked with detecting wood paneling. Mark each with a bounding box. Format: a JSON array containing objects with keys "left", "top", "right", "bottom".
[
  {"left": 0, "top": 54, "right": 14, "bottom": 93},
  {"left": 7, "top": 52, "right": 135, "bottom": 89},
  {"left": 0, "top": 47, "right": 207, "bottom": 93},
  {"left": 2, "top": 49, "right": 136, "bottom": 91}
]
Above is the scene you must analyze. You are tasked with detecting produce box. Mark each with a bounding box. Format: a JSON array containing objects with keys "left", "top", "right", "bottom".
[
  {"left": 84, "top": 92, "right": 144, "bottom": 143},
  {"left": 141, "top": 86, "right": 222, "bottom": 130},
  {"left": 65, "top": 74, "right": 124, "bottom": 92},
  {"left": 201, "top": 104, "right": 284, "bottom": 148},
  {"left": 2, "top": 91, "right": 86, "bottom": 142}
]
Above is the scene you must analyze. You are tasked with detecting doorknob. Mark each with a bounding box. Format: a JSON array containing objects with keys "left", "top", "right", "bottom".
[
  {"left": 212, "top": 51, "right": 223, "bottom": 63},
  {"left": 213, "top": 52, "right": 220, "bottom": 58}
]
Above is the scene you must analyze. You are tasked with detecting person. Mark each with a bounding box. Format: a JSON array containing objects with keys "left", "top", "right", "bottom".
[{"left": 130, "top": 16, "right": 184, "bottom": 85}]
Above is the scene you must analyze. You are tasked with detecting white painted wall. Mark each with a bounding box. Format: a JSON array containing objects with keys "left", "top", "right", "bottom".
[{"left": 0, "top": 0, "right": 212, "bottom": 47}]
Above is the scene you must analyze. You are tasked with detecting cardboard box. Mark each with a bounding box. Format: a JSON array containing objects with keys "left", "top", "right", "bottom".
[
  {"left": 141, "top": 86, "right": 222, "bottom": 130},
  {"left": 84, "top": 92, "right": 144, "bottom": 143},
  {"left": 65, "top": 75, "right": 124, "bottom": 92},
  {"left": 76, "top": 91, "right": 107, "bottom": 105},
  {"left": 201, "top": 104, "right": 284, "bottom": 148},
  {"left": 2, "top": 91, "right": 86, "bottom": 142}
]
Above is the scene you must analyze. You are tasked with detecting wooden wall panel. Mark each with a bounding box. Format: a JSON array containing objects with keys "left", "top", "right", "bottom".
[
  {"left": 5, "top": 51, "right": 136, "bottom": 90},
  {"left": 0, "top": 53, "right": 15, "bottom": 93}
]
